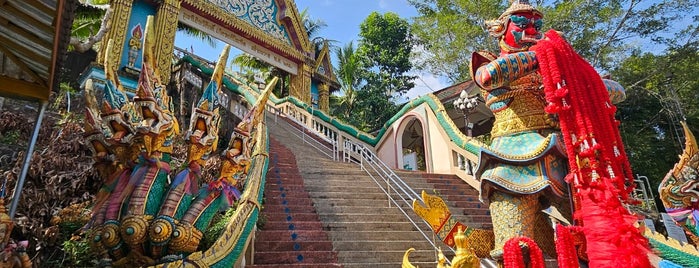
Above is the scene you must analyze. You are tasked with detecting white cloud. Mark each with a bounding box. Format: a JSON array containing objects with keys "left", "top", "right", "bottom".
[
  {"left": 379, "top": 0, "right": 389, "bottom": 10},
  {"left": 403, "top": 72, "right": 449, "bottom": 101}
]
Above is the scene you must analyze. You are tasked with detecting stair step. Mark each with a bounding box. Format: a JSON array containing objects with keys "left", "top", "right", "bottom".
[
  {"left": 264, "top": 204, "right": 317, "bottom": 213},
  {"left": 331, "top": 240, "right": 435, "bottom": 251},
  {"left": 308, "top": 192, "right": 392, "bottom": 200},
  {"left": 256, "top": 230, "right": 331, "bottom": 243},
  {"left": 317, "top": 213, "right": 415, "bottom": 222},
  {"left": 337, "top": 250, "right": 436, "bottom": 263},
  {"left": 263, "top": 196, "right": 315, "bottom": 206},
  {"left": 254, "top": 240, "right": 334, "bottom": 252},
  {"left": 313, "top": 205, "right": 409, "bottom": 214},
  {"left": 265, "top": 212, "right": 320, "bottom": 221},
  {"left": 260, "top": 220, "right": 324, "bottom": 231},
  {"left": 323, "top": 221, "right": 418, "bottom": 231},
  {"left": 326, "top": 230, "right": 429, "bottom": 241},
  {"left": 254, "top": 251, "right": 338, "bottom": 264}
]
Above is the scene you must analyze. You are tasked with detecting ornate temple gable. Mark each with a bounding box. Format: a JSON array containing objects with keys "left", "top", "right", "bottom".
[
  {"left": 181, "top": 0, "right": 312, "bottom": 65},
  {"left": 312, "top": 42, "right": 340, "bottom": 90},
  {"left": 275, "top": 0, "right": 312, "bottom": 53}
]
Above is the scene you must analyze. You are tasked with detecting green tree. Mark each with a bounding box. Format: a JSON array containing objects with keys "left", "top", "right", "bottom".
[
  {"left": 409, "top": 0, "right": 699, "bottom": 82},
  {"left": 612, "top": 42, "right": 699, "bottom": 189},
  {"left": 357, "top": 12, "right": 416, "bottom": 97},
  {"left": 331, "top": 42, "right": 360, "bottom": 121},
  {"left": 299, "top": 8, "right": 337, "bottom": 57},
  {"left": 342, "top": 12, "right": 414, "bottom": 132},
  {"left": 409, "top": 0, "right": 504, "bottom": 82}
]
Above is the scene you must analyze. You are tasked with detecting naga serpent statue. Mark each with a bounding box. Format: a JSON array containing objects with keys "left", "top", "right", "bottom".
[
  {"left": 659, "top": 122, "right": 699, "bottom": 246},
  {"left": 406, "top": 1, "right": 652, "bottom": 267},
  {"left": 82, "top": 16, "right": 277, "bottom": 267}
]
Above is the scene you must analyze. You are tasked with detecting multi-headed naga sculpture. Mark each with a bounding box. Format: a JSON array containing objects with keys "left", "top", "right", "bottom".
[{"left": 82, "top": 16, "right": 277, "bottom": 267}]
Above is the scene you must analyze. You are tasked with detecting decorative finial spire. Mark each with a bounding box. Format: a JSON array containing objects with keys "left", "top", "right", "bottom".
[
  {"left": 102, "top": 39, "right": 130, "bottom": 113},
  {"left": 500, "top": 0, "right": 542, "bottom": 20}
]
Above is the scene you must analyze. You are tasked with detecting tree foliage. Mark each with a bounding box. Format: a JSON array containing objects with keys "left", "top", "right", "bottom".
[
  {"left": 331, "top": 42, "right": 360, "bottom": 120},
  {"left": 613, "top": 43, "right": 699, "bottom": 189},
  {"left": 357, "top": 12, "right": 416, "bottom": 97},
  {"left": 332, "top": 12, "right": 415, "bottom": 132},
  {"left": 409, "top": 0, "right": 699, "bottom": 82}
]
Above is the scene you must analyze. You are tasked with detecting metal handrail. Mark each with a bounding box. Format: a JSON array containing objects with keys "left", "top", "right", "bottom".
[
  {"left": 266, "top": 104, "right": 338, "bottom": 160},
  {"left": 266, "top": 104, "right": 455, "bottom": 260},
  {"left": 346, "top": 139, "right": 455, "bottom": 258}
]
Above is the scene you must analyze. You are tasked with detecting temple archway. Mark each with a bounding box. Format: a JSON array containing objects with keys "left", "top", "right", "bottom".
[{"left": 400, "top": 117, "right": 426, "bottom": 171}]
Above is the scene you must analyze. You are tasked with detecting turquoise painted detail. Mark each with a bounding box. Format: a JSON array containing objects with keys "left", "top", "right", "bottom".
[
  {"left": 199, "top": 80, "right": 221, "bottom": 110},
  {"left": 648, "top": 235, "right": 699, "bottom": 267},
  {"left": 79, "top": 67, "right": 140, "bottom": 94},
  {"left": 211, "top": 0, "right": 291, "bottom": 44},
  {"left": 121, "top": 1, "right": 155, "bottom": 69},
  {"left": 178, "top": 55, "right": 482, "bottom": 158}
]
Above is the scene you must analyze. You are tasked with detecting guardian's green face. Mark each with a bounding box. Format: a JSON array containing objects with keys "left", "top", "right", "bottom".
[{"left": 502, "top": 12, "right": 543, "bottom": 52}]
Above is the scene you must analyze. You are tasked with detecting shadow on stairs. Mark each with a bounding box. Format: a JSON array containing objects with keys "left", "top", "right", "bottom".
[{"left": 249, "top": 137, "right": 342, "bottom": 268}]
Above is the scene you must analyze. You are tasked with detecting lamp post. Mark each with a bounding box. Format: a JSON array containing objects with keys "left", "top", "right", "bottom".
[{"left": 452, "top": 89, "right": 479, "bottom": 137}]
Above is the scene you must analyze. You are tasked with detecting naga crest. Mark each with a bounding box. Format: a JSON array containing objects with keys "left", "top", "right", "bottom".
[
  {"left": 185, "top": 45, "right": 231, "bottom": 165},
  {"left": 132, "top": 16, "right": 179, "bottom": 155},
  {"left": 659, "top": 122, "right": 699, "bottom": 241},
  {"left": 100, "top": 40, "right": 138, "bottom": 147}
]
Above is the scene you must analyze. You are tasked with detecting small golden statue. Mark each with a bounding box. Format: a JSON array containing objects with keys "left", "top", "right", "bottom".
[{"left": 402, "top": 226, "right": 480, "bottom": 268}]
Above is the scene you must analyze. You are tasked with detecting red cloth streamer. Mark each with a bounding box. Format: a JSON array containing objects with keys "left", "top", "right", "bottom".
[
  {"left": 555, "top": 224, "right": 580, "bottom": 268},
  {"left": 532, "top": 30, "right": 650, "bottom": 267},
  {"left": 503, "top": 236, "right": 545, "bottom": 268}
]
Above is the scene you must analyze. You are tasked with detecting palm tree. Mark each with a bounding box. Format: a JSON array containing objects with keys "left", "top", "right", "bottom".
[
  {"left": 70, "top": 1, "right": 214, "bottom": 52},
  {"left": 332, "top": 41, "right": 360, "bottom": 120},
  {"left": 299, "top": 8, "right": 337, "bottom": 57}
]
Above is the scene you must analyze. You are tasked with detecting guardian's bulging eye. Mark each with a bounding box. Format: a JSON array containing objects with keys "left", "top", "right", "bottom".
[
  {"left": 510, "top": 15, "right": 530, "bottom": 29},
  {"left": 533, "top": 19, "right": 543, "bottom": 31}
]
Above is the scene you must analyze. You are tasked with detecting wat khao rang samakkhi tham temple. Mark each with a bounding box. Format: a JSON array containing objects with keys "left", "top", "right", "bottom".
[{"left": 0, "top": 0, "right": 698, "bottom": 267}]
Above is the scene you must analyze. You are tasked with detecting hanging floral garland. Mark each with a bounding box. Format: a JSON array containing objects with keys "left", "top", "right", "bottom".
[{"left": 532, "top": 30, "right": 651, "bottom": 268}]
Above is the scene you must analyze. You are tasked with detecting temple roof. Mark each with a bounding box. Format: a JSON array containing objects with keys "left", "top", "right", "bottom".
[{"left": 0, "top": 0, "right": 77, "bottom": 101}]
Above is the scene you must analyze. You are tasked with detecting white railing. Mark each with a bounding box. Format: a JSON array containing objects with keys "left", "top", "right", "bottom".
[
  {"left": 266, "top": 103, "right": 338, "bottom": 160},
  {"left": 266, "top": 102, "right": 455, "bottom": 261},
  {"left": 344, "top": 139, "right": 453, "bottom": 256}
]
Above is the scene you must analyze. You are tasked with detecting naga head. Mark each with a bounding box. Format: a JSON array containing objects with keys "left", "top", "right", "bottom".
[
  {"left": 84, "top": 79, "right": 118, "bottom": 176},
  {"left": 132, "top": 16, "right": 179, "bottom": 155},
  {"left": 99, "top": 40, "right": 138, "bottom": 148},
  {"left": 485, "top": 0, "right": 544, "bottom": 53},
  {"left": 659, "top": 122, "right": 699, "bottom": 241},
  {"left": 659, "top": 122, "right": 699, "bottom": 211},
  {"left": 186, "top": 45, "right": 231, "bottom": 164}
]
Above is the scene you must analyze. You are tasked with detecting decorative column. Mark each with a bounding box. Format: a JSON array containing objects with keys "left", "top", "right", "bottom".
[
  {"left": 318, "top": 83, "right": 329, "bottom": 112},
  {"left": 289, "top": 63, "right": 312, "bottom": 104},
  {"left": 154, "top": 0, "right": 182, "bottom": 78},
  {"left": 98, "top": 0, "right": 135, "bottom": 71}
]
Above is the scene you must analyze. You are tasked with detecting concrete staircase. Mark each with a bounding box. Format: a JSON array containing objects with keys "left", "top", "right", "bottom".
[
  {"left": 252, "top": 114, "right": 561, "bottom": 267},
  {"left": 252, "top": 118, "right": 494, "bottom": 267},
  {"left": 250, "top": 137, "right": 341, "bottom": 267},
  {"left": 396, "top": 171, "right": 493, "bottom": 230}
]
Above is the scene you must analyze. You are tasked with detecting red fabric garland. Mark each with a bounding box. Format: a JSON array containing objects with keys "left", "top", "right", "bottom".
[
  {"left": 503, "top": 236, "right": 545, "bottom": 268},
  {"left": 555, "top": 224, "right": 580, "bottom": 268},
  {"left": 532, "top": 30, "right": 651, "bottom": 267}
]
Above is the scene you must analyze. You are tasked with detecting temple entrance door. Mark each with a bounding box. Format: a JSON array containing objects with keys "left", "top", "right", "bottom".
[{"left": 401, "top": 118, "right": 426, "bottom": 171}]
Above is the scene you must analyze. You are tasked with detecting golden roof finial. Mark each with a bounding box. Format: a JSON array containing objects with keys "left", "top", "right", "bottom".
[{"left": 500, "top": 0, "right": 542, "bottom": 20}]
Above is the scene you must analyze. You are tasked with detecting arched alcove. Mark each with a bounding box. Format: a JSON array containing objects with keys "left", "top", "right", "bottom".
[{"left": 400, "top": 118, "right": 426, "bottom": 171}]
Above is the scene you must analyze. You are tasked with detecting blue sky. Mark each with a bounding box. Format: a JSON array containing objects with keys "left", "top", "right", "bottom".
[{"left": 173, "top": 0, "right": 448, "bottom": 100}]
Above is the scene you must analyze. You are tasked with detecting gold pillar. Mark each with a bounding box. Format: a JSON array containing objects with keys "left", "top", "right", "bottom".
[
  {"left": 289, "top": 63, "right": 312, "bottom": 104},
  {"left": 488, "top": 191, "right": 556, "bottom": 259},
  {"left": 318, "top": 83, "right": 329, "bottom": 112},
  {"left": 154, "top": 0, "right": 182, "bottom": 78},
  {"left": 98, "top": 0, "right": 135, "bottom": 71}
]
